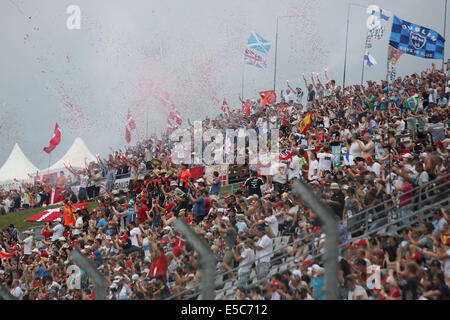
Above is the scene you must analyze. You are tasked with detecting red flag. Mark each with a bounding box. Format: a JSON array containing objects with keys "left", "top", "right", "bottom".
[
  {"left": 125, "top": 109, "right": 136, "bottom": 144},
  {"left": 166, "top": 104, "right": 183, "bottom": 135},
  {"left": 259, "top": 90, "right": 277, "bottom": 108},
  {"left": 221, "top": 99, "right": 228, "bottom": 113},
  {"left": 242, "top": 101, "right": 252, "bottom": 116},
  {"left": 0, "top": 250, "right": 17, "bottom": 260},
  {"left": 43, "top": 123, "right": 61, "bottom": 154}
]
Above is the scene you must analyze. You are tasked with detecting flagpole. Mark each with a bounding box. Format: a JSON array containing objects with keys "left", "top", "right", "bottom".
[
  {"left": 146, "top": 106, "right": 149, "bottom": 139},
  {"left": 273, "top": 16, "right": 279, "bottom": 92},
  {"left": 241, "top": 61, "right": 245, "bottom": 99},
  {"left": 274, "top": 16, "right": 296, "bottom": 93},
  {"left": 48, "top": 153, "right": 51, "bottom": 176},
  {"left": 443, "top": 0, "right": 448, "bottom": 71},
  {"left": 343, "top": 3, "right": 351, "bottom": 88}
]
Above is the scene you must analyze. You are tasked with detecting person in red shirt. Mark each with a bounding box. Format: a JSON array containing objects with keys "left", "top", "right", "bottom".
[
  {"left": 56, "top": 171, "right": 67, "bottom": 188},
  {"left": 137, "top": 198, "right": 149, "bottom": 224},
  {"left": 178, "top": 164, "right": 191, "bottom": 192},
  {"left": 396, "top": 182, "right": 414, "bottom": 228},
  {"left": 149, "top": 242, "right": 168, "bottom": 279}
]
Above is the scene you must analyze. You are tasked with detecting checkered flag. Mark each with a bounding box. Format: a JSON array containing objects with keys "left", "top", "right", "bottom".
[{"left": 369, "top": 26, "right": 384, "bottom": 40}]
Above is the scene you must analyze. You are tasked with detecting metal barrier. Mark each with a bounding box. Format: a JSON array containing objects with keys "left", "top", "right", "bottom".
[{"left": 167, "top": 173, "right": 450, "bottom": 300}]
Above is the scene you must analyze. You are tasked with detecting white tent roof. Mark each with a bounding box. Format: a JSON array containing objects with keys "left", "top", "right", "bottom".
[
  {"left": 42, "top": 137, "right": 97, "bottom": 172},
  {"left": 0, "top": 143, "right": 39, "bottom": 182}
]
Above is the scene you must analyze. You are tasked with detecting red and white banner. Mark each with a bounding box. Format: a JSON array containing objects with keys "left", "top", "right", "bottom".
[
  {"left": 50, "top": 188, "right": 66, "bottom": 205},
  {"left": 26, "top": 202, "right": 90, "bottom": 222},
  {"left": 125, "top": 109, "right": 136, "bottom": 144}
]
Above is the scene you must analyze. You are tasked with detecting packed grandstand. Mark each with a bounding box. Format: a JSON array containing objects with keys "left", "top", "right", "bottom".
[{"left": 0, "top": 64, "right": 449, "bottom": 300}]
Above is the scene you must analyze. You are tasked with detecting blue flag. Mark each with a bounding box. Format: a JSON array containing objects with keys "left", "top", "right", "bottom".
[
  {"left": 247, "top": 32, "right": 271, "bottom": 54},
  {"left": 389, "top": 15, "right": 445, "bottom": 59},
  {"left": 364, "top": 52, "right": 377, "bottom": 67}
]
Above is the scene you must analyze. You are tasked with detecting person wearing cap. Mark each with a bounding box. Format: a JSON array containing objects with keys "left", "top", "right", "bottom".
[
  {"left": 17, "top": 230, "right": 33, "bottom": 258},
  {"left": 232, "top": 238, "right": 255, "bottom": 286},
  {"left": 326, "top": 182, "right": 345, "bottom": 220},
  {"left": 50, "top": 216, "right": 65, "bottom": 243},
  {"left": 254, "top": 225, "right": 272, "bottom": 279}
]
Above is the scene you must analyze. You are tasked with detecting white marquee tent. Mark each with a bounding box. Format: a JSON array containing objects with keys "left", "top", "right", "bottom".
[{"left": 0, "top": 143, "right": 39, "bottom": 183}]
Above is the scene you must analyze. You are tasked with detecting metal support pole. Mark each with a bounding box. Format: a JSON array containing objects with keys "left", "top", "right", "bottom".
[
  {"left": 70, "top": 247, "right": 107, "bottom": 300},
  {"left": 0, "top": 285, "right": 16, "bottom": 300},
  {"left": 174, "top": 218, "right": 216, "bottom": 300},
  {"left": 273, "top": 17, "right": 279, "bottom": 92},
  {"left": 343, "top": 3, "right": 351, "bottom": 88},
  {"left": 443, "top": 0, "right": 448, "bottom": 71},
  {"left": 291, "top": 180, "right": 340, "bottom": 300}
]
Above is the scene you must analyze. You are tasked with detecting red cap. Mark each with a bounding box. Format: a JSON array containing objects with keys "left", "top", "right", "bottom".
[
  {"left": 302, "top": 259, "right": 312, "bottom": 266},
  {"left": 40, "top": 250, "right": 48, "bottom": 257},
  {"left": 409, "top": 252, "right": 422, "bottom": 261},
  {"left": 365, "top": 157, "right": 374, "bottom": 164},
  {"left": 356, "top": 239, "right": 368, "bottom": 247},
  {"left": 271, "top": 280, "right": 280, "bottom": 287},
  {"left": 121, "top": 235, "right": 129, "bottom": 240},
  {"left": 312, "top": 226, "right": 321, "bottom": 234}
]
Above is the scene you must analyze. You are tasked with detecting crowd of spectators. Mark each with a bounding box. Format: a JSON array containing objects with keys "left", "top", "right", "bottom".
[{"left": 0, "top": 63, "right": 449, "bottom": 300}]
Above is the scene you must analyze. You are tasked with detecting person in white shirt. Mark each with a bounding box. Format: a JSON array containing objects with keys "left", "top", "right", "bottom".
[
  {"left": 365, "top": 157, "right": 381, "bottom": 177},
  {"left": 129, "top": 222, "right": 141, "bottom": 247},
  {"left": 18, "top": 230, "right": 33, "bottom": 256},
  {"left": 317, "top": 146, "right": 333, "bottom": 175},
  {"left": 232, "top": 239, "right": 255, "bottom": 286},
  {"left": 345, "top": 276, "right": 368, "bottom": 300},
  {"left": 51, "top": 217, "right": 65, "bottom": 243},
  {"left": 270, "top": 161, "right": 288, "bottom": 193},
  {"left": 10, "top": 280, "right": 23, "bottom": 300},
  {"left": 308, "top": 152, "right": 319, "bottom": 181},
  {"left": 259, "top": 207, "right": 281, "bottom": 237},
  {"left": 288, "top": 150, "right": 302, "bottom": 181},
  {"left": 73, "top": 213, "right": 84, "bottom": 236},
  {"left": 254, "top": 226, "right": 272, "bottom": 279}
]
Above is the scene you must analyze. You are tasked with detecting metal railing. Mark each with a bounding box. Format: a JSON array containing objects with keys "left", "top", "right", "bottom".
[{"left": 166, "top": 173, "right": 450, "bottom": 300}]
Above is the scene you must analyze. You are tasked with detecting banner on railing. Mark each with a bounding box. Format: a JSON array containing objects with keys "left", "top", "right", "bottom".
[{"left": 205, "top": 165, "right": 229, "bottom": 186}]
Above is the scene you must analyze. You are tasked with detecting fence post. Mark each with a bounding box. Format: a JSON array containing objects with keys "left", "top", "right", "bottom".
[
  {"left": 174, "top": 218, "right": 216, "bottom": 300},
  {"left": 0, "top": 285, "right": 16, "bottom": 300},
  {"left": 291, "top": 180, "right": 340, "bottom": 300},
  {"left": 70, "top": 247, "right": 107, "bottom": 300}
]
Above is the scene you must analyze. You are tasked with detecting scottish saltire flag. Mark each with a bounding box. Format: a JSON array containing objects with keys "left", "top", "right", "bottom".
[
  {"left": 364, "top": 52, "right": 377, "bottom": 67},
  {"left": 247, "top": 32, "right": 271, "bottom": 54},
  {"left": 406, "top": 96, "right": 420, "bottom": 113},
  {"left": 389, "top": 16, "right": 445, "bottom": 59},
  {"left": 245, "top": 48, "right": 267, "bottom": 68}
]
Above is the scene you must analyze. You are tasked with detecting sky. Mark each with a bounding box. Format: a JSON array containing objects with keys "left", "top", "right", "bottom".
[{"left": 0, "top": 0, "right": 448, "bottom": 170}]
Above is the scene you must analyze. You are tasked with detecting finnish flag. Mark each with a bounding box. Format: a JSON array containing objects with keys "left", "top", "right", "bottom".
[{"left": 364, "top": 52, "right": 377, "bottom": 67}]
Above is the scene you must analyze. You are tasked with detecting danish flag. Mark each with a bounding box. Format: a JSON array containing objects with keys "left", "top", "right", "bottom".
[{"left": 43, "top": 123, "right": 61, "bottom": 154}]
